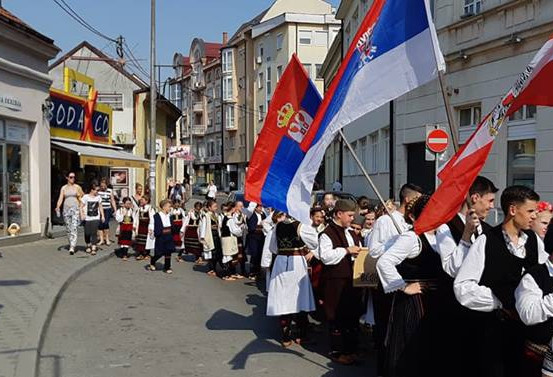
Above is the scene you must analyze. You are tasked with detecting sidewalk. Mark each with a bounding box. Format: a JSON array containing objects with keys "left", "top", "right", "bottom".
[{"left": 0, "top": 229, "right": 116, "bottom": 377}]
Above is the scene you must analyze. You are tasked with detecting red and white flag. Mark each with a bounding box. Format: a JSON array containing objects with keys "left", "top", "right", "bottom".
[{"left": 415, "top": 35, "right": 553, "bottom": 234}]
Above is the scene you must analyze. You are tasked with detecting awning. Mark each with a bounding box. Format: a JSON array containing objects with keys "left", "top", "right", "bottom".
[{"left": 51, "top": 140, "right": 149, "bottom": 169}]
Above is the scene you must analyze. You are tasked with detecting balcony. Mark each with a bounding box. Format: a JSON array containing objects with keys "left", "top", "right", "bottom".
[
  {"left": 192, "top": 102, "right": 204, "bottom": 113},
  {"left": 191, "top": 124, "right": 207, "bottom": 136},
  {"left": 225, "top": 122, "right": 238, "bottom": 131}
]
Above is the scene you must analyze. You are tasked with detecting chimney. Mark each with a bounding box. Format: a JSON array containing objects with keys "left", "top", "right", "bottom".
[{"left": 223, "top": 32, "right": 228, "bottom": 45}]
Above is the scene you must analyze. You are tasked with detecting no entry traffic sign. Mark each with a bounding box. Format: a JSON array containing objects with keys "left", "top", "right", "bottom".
[{"left": 426, "top": 128, "right": 449, "bottom": 153}]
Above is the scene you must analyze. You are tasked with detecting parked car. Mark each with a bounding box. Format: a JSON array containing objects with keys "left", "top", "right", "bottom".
[
  {"left": 311, "top": 190, "right": 357, "bottom": 206},
  {"left": 227, "top": 190, "right": 251, "bottom": 208},
  {"left": 192, "top": 183, "right": 209, "bottom": 196}
]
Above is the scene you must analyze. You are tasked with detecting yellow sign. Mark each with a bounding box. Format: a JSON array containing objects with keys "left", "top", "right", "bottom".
[{"left": 80, "top": 155, "right": 149, "bottom": 169}]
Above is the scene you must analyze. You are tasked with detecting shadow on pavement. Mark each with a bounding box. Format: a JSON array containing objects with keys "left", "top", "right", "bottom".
[{"left": 0, "top": 279, "right": 33, "bottom": 286}]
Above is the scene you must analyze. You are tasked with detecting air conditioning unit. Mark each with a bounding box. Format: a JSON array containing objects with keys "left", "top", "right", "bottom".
[{"left": 256, "top": 56, "right": 262, "bottom": 64}]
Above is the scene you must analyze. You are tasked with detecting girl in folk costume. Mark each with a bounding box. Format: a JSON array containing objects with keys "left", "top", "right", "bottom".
[
  {"left": 261, "top": 211, "right": 286, "bottom": 291},
  {"left": 115, "top": 197, "right": 135, "bottom": 261},
  {"left": 376, "top": 195, "right": 449, "bottom": 377},
  {"left": 147, "top": 199, "right": 175, "bottom": 274},
  {"left": 133, "top": 195, "right": 155, "bottom": 260},
  {"left": 266, "top": 216, "right": 319, "bottom": 348},
  {"left": 184, "top": 201, "right": 204, "bottom": 265},
  {"left": 171, "top": 199, "right": 186, "bottom": 262},
  {"left": 230, "top": 201, "right": 248, "bottom": 278},
  {"left": 199, "top": 199, "right": 223, "bottom": 277},
  {"left": 220, "top": 202, "right": 241, "bottom": 281}
]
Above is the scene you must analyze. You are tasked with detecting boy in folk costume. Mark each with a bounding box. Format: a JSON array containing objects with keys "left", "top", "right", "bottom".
[
  {"left": 266, "top": 215, "right": 319, "bottom": 348},
  {"left": 318, "top": 199, "right": 363, "bottom": 365},
  {"left": 184, "top": 201, "right": 204, "bottom": 265},
  {"left": 115, "top": 197, "right": 135, "bottom": 261},
  {"left": 133, "top": 195, "right": 155, "bottom": 260},
  {"left": 455, "top": 186, "right": 549, "bottom": 377},
  {"left": 171, "top": 199, "right": 186, "bottom": 262},
  {"left": 199, "top": 199, "right": 223, "bottom": 277},
  {"left": 220, "top": 202, "right": 242, "bottom": 281},
  {"left": 147, "top": 199, "right": 175, "bottom": 274}
]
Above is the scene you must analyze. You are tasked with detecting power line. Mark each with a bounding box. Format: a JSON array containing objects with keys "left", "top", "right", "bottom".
[
  {"left": 123, "top": 42, "right": 150, "bottom": 80},
  {"left": 51, "top": 0, "right": 117, "bottom": 43}
]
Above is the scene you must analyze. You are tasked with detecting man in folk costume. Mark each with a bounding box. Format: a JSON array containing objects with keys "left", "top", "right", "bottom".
[
  {"left": 134, "top": 195, "right": 155, "bottom": 260},
  {"left": 115, "top": 197, "right": 135, "bottom": 261},
  {"left": 171, "top": 199, "right": 186, "bottom": 263},
  {"left": 454, "top": 186, "right": 549, "bottom": 377},
  {"left": 244, "top": 202, "right": 267, "bottom": 280},
  {"left": 266, "top": 215, "right": 319, "bottom": 348},
  {"left": 433, "top": 175, "right": 498, "bottom": 376},
  {"left": 184, "top": 201, "right": 204, "bottom": 265},
  {"left": 318, "top": 199, "right": 363, "bottom": 365},
  {"left": 199, "top": 199, "right": 223, "bottom": 277},
  {"left": 220, "top": 201, "right": 241, "bottom": 281}
]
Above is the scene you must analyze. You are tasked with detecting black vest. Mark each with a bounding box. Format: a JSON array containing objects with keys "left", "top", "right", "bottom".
[
  {"left": 545, "top": 221, "right": 553, "bottom": 254},
  {"left": 480, "top": 225, "right": 539, "bottom": 310},
  {"left": 525, "top": 264, "right": 553, "bottom": 344},
  {"left": 247, "top": 212, "right": 266, "bottom": 233},
  {"left": 275, "top": 221, "right": 305, "bottom": 250},
  {"left": 221, "top": 215, "right": 232, "bottom": 237},
  {"left": 447, "top": 214, "right": 492, "bottom": 244},
  {"left": 321, "top": 221, "right": 355, "bottom": 279},
  {"left": 397, "top": 234, "right": 444, "bottom": 281}
]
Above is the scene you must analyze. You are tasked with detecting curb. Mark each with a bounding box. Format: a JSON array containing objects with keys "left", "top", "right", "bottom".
[{"left": 14, "top": 250, "right": 115, "bottom": 377}]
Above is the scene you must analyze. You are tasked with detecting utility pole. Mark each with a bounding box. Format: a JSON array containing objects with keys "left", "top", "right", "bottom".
[{"left": 149, "top": 0, "right": 157, "bottom": 204}]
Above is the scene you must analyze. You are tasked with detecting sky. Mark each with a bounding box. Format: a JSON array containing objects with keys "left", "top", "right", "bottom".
[{"left": 5, "top": 0, "right": 340, "bottom": 90}]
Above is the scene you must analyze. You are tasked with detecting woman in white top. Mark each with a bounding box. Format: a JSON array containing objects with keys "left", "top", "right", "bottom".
[
  {"left": 55, "top": 171, "right": 84, "bottom": 255},
  {"left": 80, "top": 182, "right": 105, "bottom": 255},
  {"left": 206, "top": 180, "right": 217, "bottom": 200}
]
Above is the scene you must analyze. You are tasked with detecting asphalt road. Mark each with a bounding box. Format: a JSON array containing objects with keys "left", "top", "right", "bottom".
[{"left": 38, "top": 254, "right": 375, "bottom": 377}]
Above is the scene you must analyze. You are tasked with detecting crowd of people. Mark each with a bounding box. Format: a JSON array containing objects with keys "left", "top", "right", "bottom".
[{"left": 54, "top": 170, "right": 553, "bottom": 377}]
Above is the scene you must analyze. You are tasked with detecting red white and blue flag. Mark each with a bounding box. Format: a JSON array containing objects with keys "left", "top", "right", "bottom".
[
  {"left": 244, "top": 54, "right": 322, "bottom": 212},
  {"left": 415, "top": 35, "right": 553, "bottom": 234}
]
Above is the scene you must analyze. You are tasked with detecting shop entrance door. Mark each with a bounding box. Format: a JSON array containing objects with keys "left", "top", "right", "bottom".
[
  {"left": 0, "top": 144, "right": 4, "bottom": 235},
  {"left": 0, "top": 143, "right": 30, "bottom": 236}
]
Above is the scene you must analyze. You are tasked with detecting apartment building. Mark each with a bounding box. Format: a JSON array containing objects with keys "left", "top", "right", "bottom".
[
  {"left": 323, "top": 0, "right": 553, "bottom": 210},
  {"left": 221, "top": 0, "right": 340, "bottom": 190},
  {"left": 170, "top": 37, "right": 223, "bottom": 186}
]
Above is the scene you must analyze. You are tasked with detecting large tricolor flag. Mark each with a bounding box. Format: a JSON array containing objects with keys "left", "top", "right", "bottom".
[
  {"left": 244, "top": 54, "right": 322, "bottom": 212},
  {"left": 415, "top": 35, "right": 553, "bottom": 234}
]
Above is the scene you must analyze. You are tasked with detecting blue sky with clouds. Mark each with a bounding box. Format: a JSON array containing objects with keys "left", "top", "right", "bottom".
[{"left": 4, "top": 0, "right": 340, "bottom": 86}]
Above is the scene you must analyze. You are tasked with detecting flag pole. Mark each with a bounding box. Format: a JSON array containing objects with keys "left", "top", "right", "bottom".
[
  {"left": 338, "top": 129, "right": 403, "bottom": 234},
  {"left": 437, "top": 71, "right": 459, "bottom": 152}
]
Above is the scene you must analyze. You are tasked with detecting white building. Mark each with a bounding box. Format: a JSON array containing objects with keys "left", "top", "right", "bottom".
[{"left": 323, "top": 0, "right": 553, "bottom": 210}]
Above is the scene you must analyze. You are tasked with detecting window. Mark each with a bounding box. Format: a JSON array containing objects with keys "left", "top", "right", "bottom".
[
  {"left": 97, "top": 93, "right": 123, "bottom": 111},
  {"left": 314, "top": 31, "right": 327, "bottom": 46},
  {"left": 369, "top": 132, "right": 378, "bottom": 173},
  {"left": 214, "top": 84, "right": 221, "bottom": 99},
  {"left": 225, "top": 106, "right": 235, "bottom": 129},
  {"left": 169, "top": 84, "right": 181, "bottom": 108},
  {"left": 380, "top": 128, "right": 390, "bottom": 172},
  {"left": 258, "top": 104, "right": 264, "bottom": 121},
  {"left": 223, "top": 76, "right": 233, "bottom": 100},
  {"left": 222, "top": 50, "right": 233, "bottom": 73},
  {"left": 464, "top": 0, "right": 482, "bottom": 16},
  {"left": 276, "top": 33, "right": 284, "bottom": 50},
  {"left": 458, "top": 105, "right": 481, "bottom": 127},
  {"left": 258, "top": 43, "right": 264, "bottom": 59},
  {"left": 266, "top": 66, "right": 272, "bottom": 99},
  {"left": 277, "top": 65, "right": 283, "bottom": 81},
  {"left": 507, "top": 139, "right": 535, "bottom": 188},
  {"left": 216, "top": 111, "right": 222, "bottom": 125},
  {"left": 257, "top": 71, "right": 264, "bottom": 90},
  {"left": 302, "top": 64, "right": 311, "bottom": 77},
  {"left": 360, "top": 137, "right": 367, "bottom": 168},
  {"left": 509, "top": 105, "right": 537, "bottom": 122},
  {"left": 216, "top": 138, "right": 222, "bottom": 156},
  {"left": 315, "top": 64, "right": 323, "bottom": 79},
  {"left": 299, "top": 30, "right": 312, "bottom": 45}
]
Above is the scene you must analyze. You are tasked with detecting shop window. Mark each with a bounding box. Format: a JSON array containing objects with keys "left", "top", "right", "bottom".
[
  {"left": 98, "top": 93, "right": 123, "bottom": 111},
  {"left": 507, "top": 139, "right": 535, "bottom": 189},
  {"left": 508, "top": 105, "right": 537, "bottom": 122},
  {"left": 458, "top": 105, "right": 481, "bottom": 127}
]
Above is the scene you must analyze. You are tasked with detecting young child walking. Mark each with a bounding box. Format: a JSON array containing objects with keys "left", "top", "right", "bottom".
[
  {"left": 148, "top": 199, "right": 175, "bottom": 274},
  {"left": 116, "top": 197, "right": 135, "bottom": 261},
  {"left": 171, "top": 199, "right": 186, "bottom": 262},
  {"left": 80, "top": 182, "right": 104, "bottom": 256},
  {"left": 134, "top": 195, "right": 155, "bottom": 260}
]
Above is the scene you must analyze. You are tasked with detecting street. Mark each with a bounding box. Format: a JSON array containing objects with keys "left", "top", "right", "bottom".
[{"left": 38, "top": 254, "right": 375, "bottom": 377}]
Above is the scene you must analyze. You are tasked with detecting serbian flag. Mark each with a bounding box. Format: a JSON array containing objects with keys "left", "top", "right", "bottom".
[
  {"left": 415, "top": 36, "right": 553, "bottom": 234},
  {"left": 244, "top": 54, "right": 322, "bottom": 216},
  {"left": 281, "top": 0, "right": 444, "bottom": 224}
]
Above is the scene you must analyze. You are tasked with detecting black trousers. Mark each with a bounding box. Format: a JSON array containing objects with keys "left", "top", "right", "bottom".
[
  {"left": 280, "top": 312, "right": 309, "bottom": 342},
  {"left": 151, "top": 251, "right": 172, "bottom": 271}
]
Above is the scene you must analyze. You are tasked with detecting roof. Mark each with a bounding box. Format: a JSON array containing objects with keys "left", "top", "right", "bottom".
[
  {"left": 0, "top": 7, "right": 56, "bottom": 45},
  {"left": 227, "top": 7, "right": 270, "bottom": 45},
  {"left": 49, "top": 41, "right": 148, "bottom": 89},
  {"left": 204, "top": 42, "right": 223, "bottom": 58}
]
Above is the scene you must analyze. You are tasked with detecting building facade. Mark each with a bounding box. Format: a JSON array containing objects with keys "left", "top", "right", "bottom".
[
  {"left": 323, "top": 0, "right": 553, "bottom": 214},
  {"left": 221, "top": 0, "right": 340, "bottom": 190},
  {"left": 170, "top": 38, "right": 223, "bottom": 187}
]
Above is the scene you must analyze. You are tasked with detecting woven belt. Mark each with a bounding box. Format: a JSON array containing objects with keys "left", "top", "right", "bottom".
[
  {"left": 525, "top": 340, "right": 550, "bottom": 357},
  {"left": 278, "top": 248, "right": 308, "bottom": 257}
]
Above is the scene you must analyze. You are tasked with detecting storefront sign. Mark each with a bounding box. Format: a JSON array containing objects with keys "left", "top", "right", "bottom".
[
  {"left": 168, "top": 145, "right": 195, "bottom": 161},
  {"left": 48, "top": 89, "right": 112, "bottom": 145},
  {"left": 0, "top": 95, "right": 22, "bottom": 111}
]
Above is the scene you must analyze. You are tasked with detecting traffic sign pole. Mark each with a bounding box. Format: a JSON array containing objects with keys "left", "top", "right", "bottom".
[{"left": 426, "top": 125, "right": 450, "bottom": 190}]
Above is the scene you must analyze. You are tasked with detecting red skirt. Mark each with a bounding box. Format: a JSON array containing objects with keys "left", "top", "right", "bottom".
[
  {"left": 172, "top": 219, "right": 183, "bottom": 248},
  {"left": 134, "top": 219, "right": 149, "bottom": 252},
  {"left": 184, "top": 225, "right": 201, "bottom": 257},
  {"left": 118, "top": 223, "right": 133, "bottom": 246}
]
